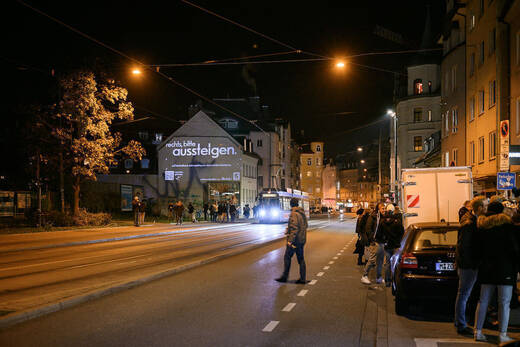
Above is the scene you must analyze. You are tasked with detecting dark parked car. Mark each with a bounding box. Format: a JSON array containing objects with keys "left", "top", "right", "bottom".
[{"left": 390, "top": 222, "right": 460, "bottom": 315}]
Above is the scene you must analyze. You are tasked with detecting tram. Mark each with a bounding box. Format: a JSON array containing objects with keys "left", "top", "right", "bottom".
[{"left": 257, "top": 188, "right": 310, "bottom": 223}]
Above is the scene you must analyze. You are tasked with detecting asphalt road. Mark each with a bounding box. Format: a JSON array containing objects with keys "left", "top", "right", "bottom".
[{"left": 1, "top": 218, "right": 519, "bottom": 346}]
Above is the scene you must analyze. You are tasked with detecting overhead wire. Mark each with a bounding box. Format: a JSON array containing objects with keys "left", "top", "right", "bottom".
[{"left": 16, "top": 0, "right": 270, "bottom": 135}]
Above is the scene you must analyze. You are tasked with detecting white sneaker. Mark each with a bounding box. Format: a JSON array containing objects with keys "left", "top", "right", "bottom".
[
  {"left": 499, "top": 333, "right": 514, "bottom": 343},
  {"left": 473, "top": 331, "right": 487, "bottom": 342},
  {"left": 376, "top": 277, "right": 385, "bottom": 284},
  {"left": 361, "top": 276, "right": 371, "bottom": 285}
]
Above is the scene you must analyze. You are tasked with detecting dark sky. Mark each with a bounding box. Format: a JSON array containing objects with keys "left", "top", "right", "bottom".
[{"left": 4, "top": 1, "right": 444, "bottom": 154}]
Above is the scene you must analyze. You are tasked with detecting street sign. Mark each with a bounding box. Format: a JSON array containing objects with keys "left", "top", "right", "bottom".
[
  {"left": 497, "top": 172, "right": 515, "bottom": 190},
  {"left": 500, "top": 120, "right": 510, "bottom": 171},
  {"left": 509, "top": 145, "right": 520, "bottom": 165}
]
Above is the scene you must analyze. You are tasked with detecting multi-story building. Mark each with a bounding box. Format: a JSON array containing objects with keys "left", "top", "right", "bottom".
[
  {"left": 441, "top": 0, "right": 467, "bottom": 167},
  {"left": 338, "top": 168, "right": 378, "bottom": 209},
  {"left": 299, "top": 142, "right": 324, "bottom": 207},
  {"left": 507, "top": 1, "right": 520, "bottom": 176},
  {"left": 391, "top": 7, "right": 442, "bottom": 191},
  {"left": 321, "top": 161, "right": 338, "bottom": 209}
]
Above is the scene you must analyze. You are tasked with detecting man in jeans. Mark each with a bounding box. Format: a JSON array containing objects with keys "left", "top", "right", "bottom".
[
  {"left": 361, "top": 203, "right": 387, "bottom": 285},
  {"left": 382, "top": 204, "right": 404, "bottom": 287},
  {"left": 454, "top": 196, "right": 486, "bottom": 335}
]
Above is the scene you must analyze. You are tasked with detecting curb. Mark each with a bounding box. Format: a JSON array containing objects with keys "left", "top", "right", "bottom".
[{"left": 0, "top": 223, "right": 335, "bottom": 330}]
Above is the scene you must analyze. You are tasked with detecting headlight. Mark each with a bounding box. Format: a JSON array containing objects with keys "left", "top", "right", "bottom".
[
  {"left": 271, "top": 209, "right": 279, "bottom": 217},
  {"left": 259, "top": 209, "right": 266, "bottom": 217}
]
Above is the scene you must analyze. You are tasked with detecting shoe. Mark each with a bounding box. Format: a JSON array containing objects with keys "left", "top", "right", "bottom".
[
  {"left": 499, "top": 333, "right": 514, "bottom": 343},
  {"left": 385, "top": 281, "right": 392, "bottom": 288},
  {"left": 456, "top": 326, "right": 473, "bottom": 335},
  {"left": 473, "top": 331, "right": 487, "bottom": 342},
  {"left": 295, "top": 279, "right": 307, "bottom": 284},
  {"left": 376, "top": 278, "right": 385, "bottom": 284},
  {"left": 275, "top": 277, "right": 288, "bottom": 283},
  {"left": 357, "top": 261, "right": 364, "bottom": 265},
  {"left": 361, "top": 276, "right": 371, "bottom": 285}
]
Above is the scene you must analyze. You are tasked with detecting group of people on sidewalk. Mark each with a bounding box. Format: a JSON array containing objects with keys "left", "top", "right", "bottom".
[
  {"left": 165, "top": 200, "right": 247, "bottom": 225},
  {"left": 355, "top": 203, "right": 405, "bottom": 286},
  {"left": 454, "top": 195, "right": 520, "bottom": 343},
  {"left": 131, "top": 195, "right": 147, "bottom": 227}
]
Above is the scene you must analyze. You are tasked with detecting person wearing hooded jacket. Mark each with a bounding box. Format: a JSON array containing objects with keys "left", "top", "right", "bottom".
[
  {"left": 473, "top": 201, "right": 520, "bottom": 343},
  {"left": 381, "top": 204, "right": 404, "bottom": 286},
  {"left": 275, "top": 198, "right": 308, "bottom": 284},
  {"left": 361, "top": 203, "right": 387, "bottom": 285}
]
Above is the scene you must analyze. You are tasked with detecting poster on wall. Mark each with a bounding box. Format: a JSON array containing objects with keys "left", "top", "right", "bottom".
[
  {"left": 120, "top": 185, "right": 133, "bottom": 212},
  {"left": 133, "top": 186, "right": 144, "bottom": 200}
]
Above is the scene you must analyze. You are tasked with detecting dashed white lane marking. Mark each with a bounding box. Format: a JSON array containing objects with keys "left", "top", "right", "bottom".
[
  {"left": 333, "top": 257, "right": 338, "bottom": 260},
  {"left": 282, "top": 303, "right": 296, "bottom": 312},
  {"left": 323, "top": 266, "right": 330, "bottom": 270},
  {"left": 317, "top": 272, "right": 324, "bottom": 277},
  {"left": 328, "top": 261, "right": 334, "bottom": 264},
  {"left": 297, "top": 289, "right": 308, "bottom": 297},
  {"left": 413, "top": 338, "right": 486, "bottom": 347},
  {"left": 262, "top": 321, "right": 279, "bottom": 332},
  {"left": 309, "top": 279, "right": 317, "bottom": 285}
]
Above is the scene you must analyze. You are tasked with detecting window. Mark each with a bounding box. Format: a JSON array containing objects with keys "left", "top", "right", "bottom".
[
  {"left": 470, "top": 95, "right": 476, "bottom": 121},
  {"left": 470, "top": 14, "right": 476, "bottom": 30},
  {"left": 470, "top": 141, "right": 476, "bottom": 165},
  {"left": 258, "top": 176, "right": 263, "bottom": 187},
  {"left": 124, "top": 159, "right": 133, "bottom": 169},
  {"left": 306, "top": 171, "right": 312, "bottom": 177},
  {"left": 517, "top": 31, "right": 520, "bottom": 66},
  {"left": 444, "top": 151, "right": 449, "bottom": 167},
  {"left": 138, "top": 131, "right": 149, "bottom": 141},
  {"left": 452, "top": 109, "right": 458, "bottom": 133},
  {"left": 308, "top": 186, "right": 313, "bottom": 193},
  {"left": 140, "top": 158, "right": 150, "bottom": 169},
  {"left": 413, "top": 108, "right": 422, "bottom": 122},
  {"left": 489, "top": 80, "right": 496, "bottom": 107},
  {"left": 414, "top": 79, "right": 423, "bottom": 95},
  {"left": 414, "top": 136, "right": 423, "bottom": 152},
  {"left": 315, "top": 187, "right": 321, "bottom": 193},
  {"left": 452, "top": 148, "right": 458, "bottom": 166},
  {"left": 479, "top": 90, "right": 485, "bottom": 114},
  {"left": 153, "top": 133, "right": 163, "bottom": 144},
  {"left": 218, "top": 118, "right": 238, "bottom": 129},
  {"left": 479, "top": 41, "right": 485, "bottom": 65},
  {"left": 441, "top": 113, "right": 445, "bottom": 136},
  {"left": 470, "top": 53, "right": 475, "bottom": 76},
  {"left": 428, "top": 110, "right": 432, "bottom": 122},
  {"left": 316, "top": 158, "right": 320, "bottom": 166},
  {"left": 428, "top": 81, "right": 432, "bottom": 93},
  {"left": 445, "top": 112, "right": 450, "bottom": 133},
  {"left": 316, "top": 171, "right": 321, "bottom": 177},
  {"left": 444, "top": 72, "right": 450, "bottom": 93},
  {"left": 307, "top": 158, "right": 312, "bottom": 166},
  {"left": 489, "top": 28, "right": 496, "bottom": 55},
  {"left": 316, "top": 144, "right": 321, "bottom": 152},
  {"left": 479, "top": 0, "right": 485, "bottom": 16},
  {"left": 489, "top": 132, "right": 497, "bottom": 159},
  {"left": 451, "top": 65, "right": 457, "bottom": 92},
  {"left": 479, "top": 136, "right": 485, "bottom": 163},
  {"left": 257, "top": 139, "right": 263, "bottom": 147}
]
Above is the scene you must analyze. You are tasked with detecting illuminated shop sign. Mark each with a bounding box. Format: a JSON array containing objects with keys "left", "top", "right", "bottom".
[{"left": 166, "top": 140, "right": 236, "bottom": 159}]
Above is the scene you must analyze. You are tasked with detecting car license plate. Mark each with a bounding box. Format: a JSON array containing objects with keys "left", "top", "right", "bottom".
[{"left": 436, "top": 262, "right": 454, "bottom": 271}]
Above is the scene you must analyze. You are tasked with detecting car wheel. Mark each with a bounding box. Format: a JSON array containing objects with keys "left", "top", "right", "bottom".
[{"left": 395, "top": 293, "right": 408, "bottom": 316}]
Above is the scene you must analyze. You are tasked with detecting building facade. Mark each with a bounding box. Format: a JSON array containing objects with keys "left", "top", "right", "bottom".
[
  {"left": 299, "top": 142, "right": 324, "bottom": 207},
  {"left": 321, "top": 162, "right": 338, "bottom": 208},
  {"left": 441, "top": 0, "right": 467, "bottom": 167},
  {"left": 507, "top": 1, "right": 520, "bottom": 176}
]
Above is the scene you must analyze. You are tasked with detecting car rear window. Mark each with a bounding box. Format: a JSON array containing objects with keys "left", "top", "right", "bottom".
[{"left": 412, "top": 228, "right": 458, "bottom": 250}]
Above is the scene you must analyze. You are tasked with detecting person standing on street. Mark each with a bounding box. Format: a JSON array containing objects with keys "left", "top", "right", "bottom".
[
  {"left": 473, "top": 201, "right": 519, "bottom": 343},
  {"left": 454, "top": 196, "right": 486, "bottom": 335},
  {"left": 244, "top": 204, "right": 250, "bottom": 219},
  {"left": 132, "top": 196, "right": 141, "bottom": 227},
  {"left": 139, "top": 199, "right": 147, "bottom": 225},
  {"left": 459, "top": 200, "right": 472, "bottom": 222},
  {"left": 354, "top": 208, "right": 367, "bottom": 265},
  {"left": 174, "top": 200, "right": 184, "bottom": 225},
  {"left": 203, "top": 203, "right": 209, "bottom": 221},
  {"left": 230, "top": 203, "right": 237, "bottom": 222},
  {"left": 361, "top": 203, "right": 387, "bottom": 285},
  {"left": 382, "top": 204, "right": 404, "bottom": 286},
  {"left": 187, "top": 202, "right": 196, "bottom": 223},
  {"left": 167, "top": 201, "right": 175, "bottom": 223},
  {"left": 275, "top": 198, "right": 308, "bottom": 284}
]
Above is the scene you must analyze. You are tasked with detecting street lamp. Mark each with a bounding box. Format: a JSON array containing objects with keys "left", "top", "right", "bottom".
[
  {"left": 131, "top": 68, "right": 142, "bottom": 75},
  {"left": 360, "top": 159, "right": 365, "bottom": 164},
  {"left": 387, "top": 109, "right": 398, "bottom": 202},
  {"left": 335, "top": 60, "right": 346, "bottom": 68},
  {"left": 357, "top": 147, "right": 363, "bottom": 152}
]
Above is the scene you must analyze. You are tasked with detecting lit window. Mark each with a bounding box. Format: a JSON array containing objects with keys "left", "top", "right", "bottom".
[
  {"left": 414, "top": 79, "right": 423, "bottom": 95},
  {"left": 124, "top": 159, "right": 133, "bottom": 169},
  {"left": 452, "top": 109, "right": 458, "bottom": 133},
  {"left": 479, "top": 136, "right": 485, "bottom": 162},
  {"left": 307, "top": 171, "right": 312, "bottom": 177},
  {"left": 414, "top": 136, "right": 423, "bottom": 152},
  {"left": 140, "top": 158, "right": 150, "bottom": 169},
  {"left": 470, "top": 96, "right": 475, "bottom": 121},
  {"left": 153, "top": 133, "right": 163, "bottom": 144},
  {"left": 444, "top": 151, "right": 449, "bottom": 167},
  {"left": 316, "top": 187, "right": 321, "bottom": 193},
  {"left": 489, "top": 132, "right": 497, "bottom": 159},
  {"left": 489, "top": 80, "right": 496, "bottom": 107},
  {"left": 316, "top": 144, "right": 321, "bottom": 152},
  {"left": 316, "top": 158, "right": 320, "bottom": 166},
  {"left": 479, "top": 90, "right": 485, "bottom": 114},
  {"left": 470, "top": 141, "right": 476, "bottom": 165},
  {"left": 413, "top": 108, "right": 422, "bottom": 122},
  {"left": 428, "top": 110, "right": 432, "bottom": 122},
  {"left": 307, "top": 158, "right": 312, "bottom": 166},
  {"left": 452, "top": 148, "right": 458, "bottom": 166},
  {"left": 470, "top": 14, "right": 476, "bottom": 30}
]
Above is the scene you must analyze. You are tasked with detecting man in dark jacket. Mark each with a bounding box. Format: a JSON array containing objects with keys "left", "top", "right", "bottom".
[
  {"left": 354, "top": 208, "right": 367, "bottom": 265},
  {"left": 132, "top": 196, "right": 141, "bottom": 227},
  {"left": 459, "top": 200, "right": 472, "bottom": 222},
  {"left": 275, "top": 198, "right": 308, "bottom": 284},
  {"left": 382, "top": 204, "right": 404, "bottom": 286},
  {"left": 473, "top": 201, "right": 519, "bottom": 343},
  {"left": 454, "top": 196, "right": 486, "bottom": 335},
  {"left": 361, "top": 203, "right": 387, "bottom": 285}
]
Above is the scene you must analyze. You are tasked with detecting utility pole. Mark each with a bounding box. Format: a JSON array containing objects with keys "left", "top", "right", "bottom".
[
  {"left": 378, "top": 125, "right": 382, "bottom": 202},
  {"left": 36, "top": 149, "right": 42, "bottom": 227}
]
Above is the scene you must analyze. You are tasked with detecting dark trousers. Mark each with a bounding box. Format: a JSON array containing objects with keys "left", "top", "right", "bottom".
[
  {"left": 134, "top": 210, "right": 139, "bottom": 226},
  {"left": 282, "top": 244, "right": 306, "bottom": 281}
]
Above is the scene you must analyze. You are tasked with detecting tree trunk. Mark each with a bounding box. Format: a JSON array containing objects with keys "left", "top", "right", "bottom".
[
  {"left": 59, "top": 151, "right": 65, "bottom": 213},
  {"left": 73, "top": 176, "right": 80, "bottom": 216}
]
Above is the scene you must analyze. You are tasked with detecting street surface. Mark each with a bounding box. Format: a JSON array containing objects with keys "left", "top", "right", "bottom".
[{"left": 0, "top": 217, "right": 519, "bottom": 346}]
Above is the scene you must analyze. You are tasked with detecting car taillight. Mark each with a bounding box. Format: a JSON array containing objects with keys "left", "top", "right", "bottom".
[{"left": 400, "top": 253, "right": 418, "bottom": 269}]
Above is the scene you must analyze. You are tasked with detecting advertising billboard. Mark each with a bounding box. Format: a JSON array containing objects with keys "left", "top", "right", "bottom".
[{"left": 120, "top": 184, "right": 133, "bottom": 212}]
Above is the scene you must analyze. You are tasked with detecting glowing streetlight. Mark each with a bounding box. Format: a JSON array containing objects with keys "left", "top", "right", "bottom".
[
  {"left": 335, "top": 61, "right": 345, "bottom": 68},
  {"left": 387, "top": 109, "right": 396, "bottom": 117},
  {"left": 132, "top": 68, "right": 142, "bottom": 75},
  {"left": 357, "top": 147, "right": 363, "bottom": 152},
  {"left": 360, "top": 159, "right": 365, "bottom": 164}
]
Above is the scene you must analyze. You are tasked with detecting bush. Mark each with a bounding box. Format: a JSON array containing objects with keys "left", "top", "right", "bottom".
[{"left": 46, "top": 209, "right": 111, "bottom": 227}]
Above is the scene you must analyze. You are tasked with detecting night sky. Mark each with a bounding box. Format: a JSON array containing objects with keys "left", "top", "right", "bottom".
[{"left": 4, "top": 1, "right": 444, "bottom": 155}]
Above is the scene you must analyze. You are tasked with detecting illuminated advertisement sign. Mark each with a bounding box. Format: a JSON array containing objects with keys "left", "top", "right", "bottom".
[{"left": 166, "top": 140, "right": 236, "bottom": 159}]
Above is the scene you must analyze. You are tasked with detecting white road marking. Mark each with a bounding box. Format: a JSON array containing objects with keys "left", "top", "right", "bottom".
[
  {"left": 262, "top": 321, "right": 279, "bottom": 332},
  {"left": 282, "top": 303, "right": 296, "bottom": 312},
  {"left": 317, "top": 272, "right": 324, "bottom": 277},
  {"left": 323, "top": 266, "right": 330, "bottom": 270},
  {"left": 333, "top": 257, "right": 338, "bottom": 260},
  {"left": 328, "top": 261, "right": 334, "bottom": 264},
  {"left": 297, "top": 289, "right": 308, "bottom": 297},
  {"left": 309, "top": 279, "right": 317, "bottom": 285},
  {"left": 414, "top": 338, "right": 487, "bottom": 347}
]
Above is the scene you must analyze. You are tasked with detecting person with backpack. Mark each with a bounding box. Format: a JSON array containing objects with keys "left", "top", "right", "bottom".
[
  {"left": 275, "top": 198, "right": 308, "bottom": 284},
  {"left": 354, "top": 208, "right": 368, "bottom": 265}
]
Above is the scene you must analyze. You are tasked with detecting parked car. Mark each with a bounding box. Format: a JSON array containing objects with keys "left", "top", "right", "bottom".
[{"left": 390, "top": 222, "right": 460, "bottom": 315}]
